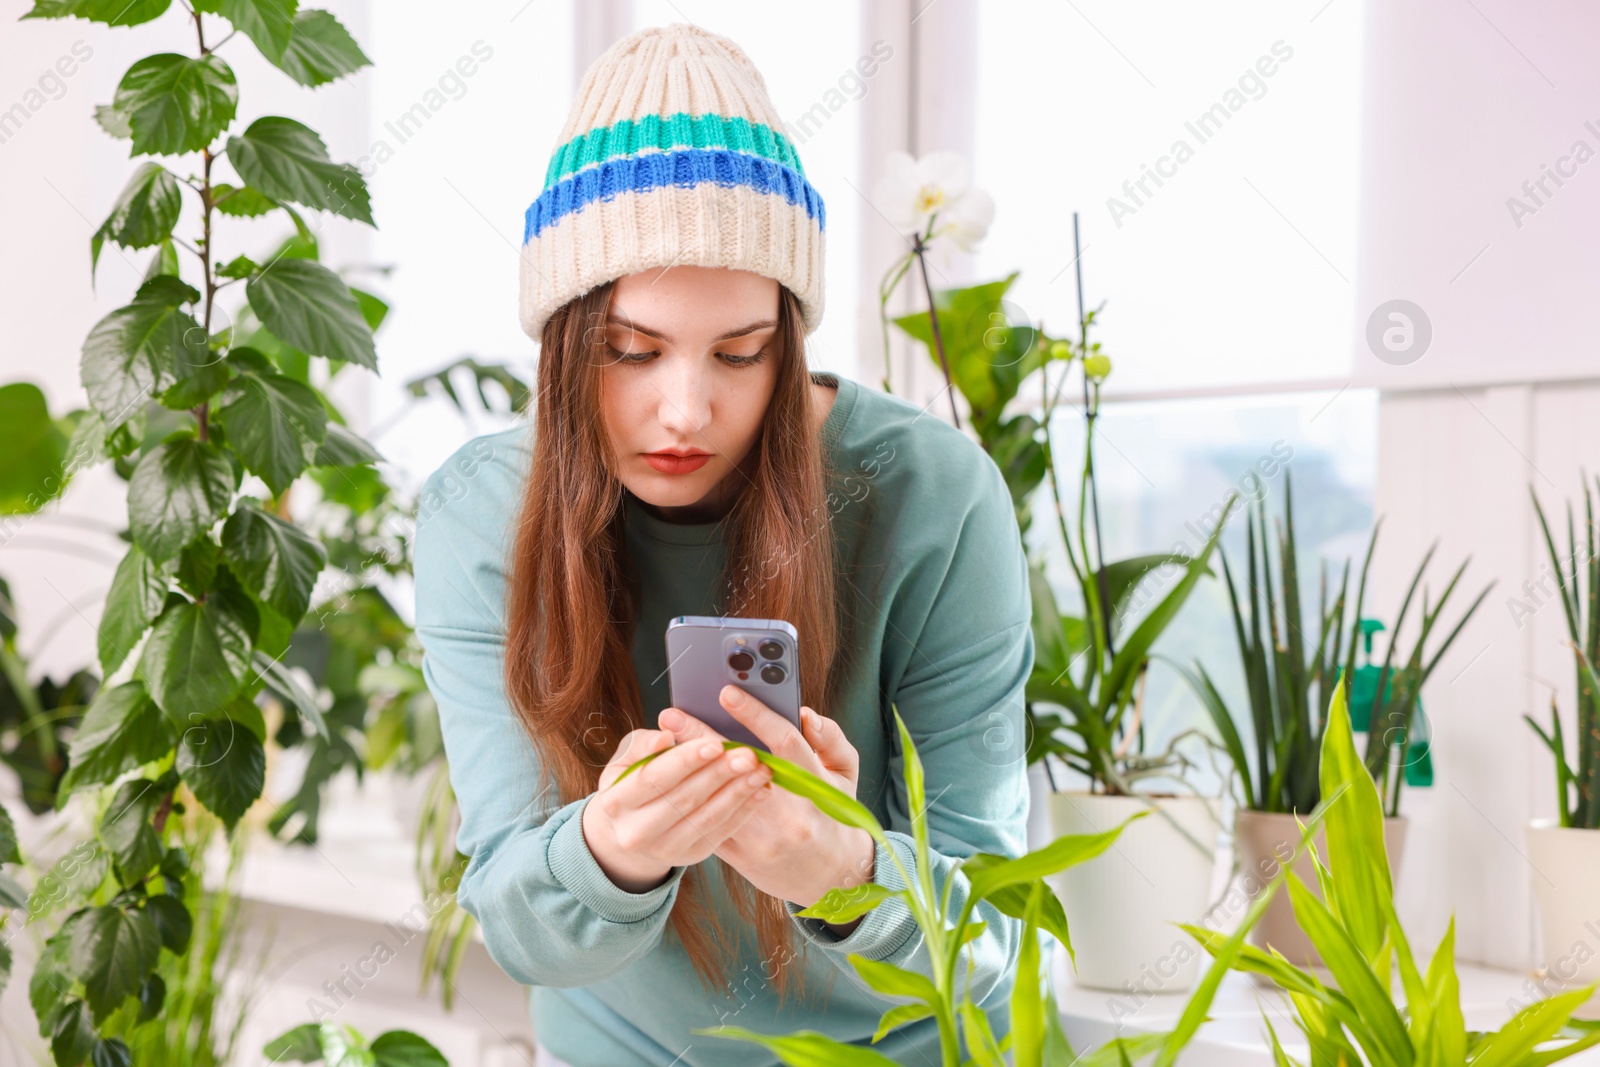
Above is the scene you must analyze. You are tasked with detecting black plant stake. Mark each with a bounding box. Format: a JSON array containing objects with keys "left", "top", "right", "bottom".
[{"left": 911, "top": 229, "right": 963, "bottom": 430}]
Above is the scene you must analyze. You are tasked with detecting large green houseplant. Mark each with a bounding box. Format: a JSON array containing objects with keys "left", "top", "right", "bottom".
[
  {"left": 1177, "top": 471, "right": 1491, "bottom": 966},
  {"left": 878, "top": 189, "right": 1232, "bottom": 993},
  {"left": 6, "top": 1, "right": 426, "bottom": 1062},
  {"left": 1186, "top": 680, "right": 1600, "bottom": 1064},
  {"left": 1525, "top": 476, "right": 1600, "bottom": 1015}
]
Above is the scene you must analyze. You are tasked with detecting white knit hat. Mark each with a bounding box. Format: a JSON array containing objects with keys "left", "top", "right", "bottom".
[{"left": 518, "top": 23, "right": 827, "bottom": 342}]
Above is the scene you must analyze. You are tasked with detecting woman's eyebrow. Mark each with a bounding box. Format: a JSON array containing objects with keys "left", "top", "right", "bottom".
[{"left": 604, "top": 316, "right": 779, "bottom": 345}]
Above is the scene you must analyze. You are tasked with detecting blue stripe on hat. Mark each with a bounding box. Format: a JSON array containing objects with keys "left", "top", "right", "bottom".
[{"left": 523, "top": 147, "right": 826, "bottom": 244}]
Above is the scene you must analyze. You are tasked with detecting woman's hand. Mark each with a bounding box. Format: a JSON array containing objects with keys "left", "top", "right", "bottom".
[
  {"left": 581, "top": 725, "right": 773, "bottom": 893},
  {"left": 660, "top": 686, "right": 876, "bottom": 920}
]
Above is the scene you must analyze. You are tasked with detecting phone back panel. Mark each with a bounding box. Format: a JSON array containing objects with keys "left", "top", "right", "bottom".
[{"left": 664, "top": 616, "right": 802, "bottom": 751}]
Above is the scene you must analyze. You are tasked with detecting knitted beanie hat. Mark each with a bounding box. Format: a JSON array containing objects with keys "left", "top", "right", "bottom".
[{"left": 519, "top": 23, "right": 827, "bottom": 342}]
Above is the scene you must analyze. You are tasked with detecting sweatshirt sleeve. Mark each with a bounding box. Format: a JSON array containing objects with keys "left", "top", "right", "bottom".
[
  {"left": 782, "top": 439, "right": 1035, "bottom": 1009},
  {"left": 413, "top": 437, "right": 688, "bottom": 989}
]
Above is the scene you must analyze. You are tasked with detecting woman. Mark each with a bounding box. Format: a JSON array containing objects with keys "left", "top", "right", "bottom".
[{"left": 414, "top": 23, "right": 1035, "bottom": 1067}]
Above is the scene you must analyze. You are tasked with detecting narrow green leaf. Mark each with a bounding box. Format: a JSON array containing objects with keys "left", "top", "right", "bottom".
[
  {"left": 847, "top": 954, "right": 939, "bottom": 1006},
  {"left": 795, "top": 882, "right": 897, "bottom": 925},
  {"left": 1009, "top": 883, "right": 1047, "bottom": 1067},
  {"left": 872, "top": 1002, "right": 931, "bottom": 1043},
  {"left": 963, "top": 813, "right": 1147, "bottom": 899},
  {"left": 1320, "top": 680, "right": 1393, "bottom": 962},
  {"left": 694, "top": 1026, "right": 900, "bottom": 1066}
]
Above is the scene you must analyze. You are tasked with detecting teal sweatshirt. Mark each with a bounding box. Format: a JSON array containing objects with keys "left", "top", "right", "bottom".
[{"left": 413, "top": 370, "right": 1036, "bottom": 1067}]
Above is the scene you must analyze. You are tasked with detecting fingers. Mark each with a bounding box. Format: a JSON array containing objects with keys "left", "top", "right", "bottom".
[
  {"left": 801, "top": 706, "right": 859, "bottom": 783},
  {"left": 717, "top": 685, "right": 820, "bottom": 769},
  {"left": 597, "top": 729, "right": 675, "bottom": 790},
  {"left": 658, "top": 707, "right": 727, "bottom": 745},
  {"left": 655, "top": 754, "right": 773, "bottom": 855}
]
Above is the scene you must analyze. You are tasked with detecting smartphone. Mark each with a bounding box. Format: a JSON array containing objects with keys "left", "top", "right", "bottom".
[{"left": 664, "top": 616, "right": 802, "bottom": 751}]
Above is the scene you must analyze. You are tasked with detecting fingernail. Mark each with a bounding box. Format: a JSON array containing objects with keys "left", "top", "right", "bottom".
[
  {"left": 731, "top": 750, "right": 755, "bottom": 771},
  {"left": 660, "top": 708, "right": 683, "bottom": 728},
  {"left": 698, "top": 742, "right": 719, "bottom": 759},
  {"left": 746, "top": 771, "right": 768, "bottom": 787},
  {"left": 722, "top": 685, "right": 745, "bottom": 707}
]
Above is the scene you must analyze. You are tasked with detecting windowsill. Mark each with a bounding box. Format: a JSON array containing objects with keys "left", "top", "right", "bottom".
[{"left": 1052, "top": 948, "right": 1600, "bottom": 1064}]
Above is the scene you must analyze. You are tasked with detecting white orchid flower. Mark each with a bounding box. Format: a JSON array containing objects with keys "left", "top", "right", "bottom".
[{"left": 872, "top": 150, "right": 995, "bottom": 252}]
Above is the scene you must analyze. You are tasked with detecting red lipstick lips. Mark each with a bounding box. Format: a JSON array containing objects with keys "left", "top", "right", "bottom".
[{"left": 643, "top": 449, "right": 711, "bottom": 475}]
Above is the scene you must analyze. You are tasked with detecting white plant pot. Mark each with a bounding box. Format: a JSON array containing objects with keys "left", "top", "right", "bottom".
[
  {"left": 1046, "top": 792, "right": 1222, "bottom": 993},
  {"left": 1528, "top": 820, "right": 1600, "bottom": 1019}
]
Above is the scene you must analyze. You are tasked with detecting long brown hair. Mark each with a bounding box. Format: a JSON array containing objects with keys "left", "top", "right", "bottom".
[{"left": 503, "top": 278, "right": 848, "bottom": 998}]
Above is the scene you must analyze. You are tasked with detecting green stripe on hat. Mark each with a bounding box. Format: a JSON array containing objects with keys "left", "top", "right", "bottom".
[{"left": 542, "top": 112, "right": 806, "bottom": 191}]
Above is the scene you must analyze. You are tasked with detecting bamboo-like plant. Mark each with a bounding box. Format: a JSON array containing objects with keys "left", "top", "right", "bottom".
[
  {"left": 1179, "top": 472, "right": 1492, "bottom": 818},
  {"left": 614, "top": 705, "right": 1341, "bottom": 1066},
  {"left": 1526, "top": 479, "right": 1600, "bottom": 830},
  {"left": 1185, "top": 680, "right": 1600, "bottom": 1065}
]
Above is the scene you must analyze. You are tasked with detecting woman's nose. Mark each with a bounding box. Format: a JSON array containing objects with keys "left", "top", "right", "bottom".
[{"left": 654, "top": 362, "right": 712, "bottom": 437}]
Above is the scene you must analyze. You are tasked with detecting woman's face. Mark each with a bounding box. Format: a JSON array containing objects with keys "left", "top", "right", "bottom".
[{"left": 598, "top": 266, "right": 782, "bottom": 523}]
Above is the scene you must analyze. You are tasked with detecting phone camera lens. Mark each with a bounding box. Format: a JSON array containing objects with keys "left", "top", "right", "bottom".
[
  {"left": 758, "top": 640, "right": 784, "bottom": 660},
  {"left": 728, "top": 650, "right": 756, "bottom": 672},
  {"left": 760, "top": 664, "right": 785, "bottom": 685}
]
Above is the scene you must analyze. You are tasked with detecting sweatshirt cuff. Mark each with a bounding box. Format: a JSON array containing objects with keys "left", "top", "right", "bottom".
[
  {"left": 784, "top": 833, "right": 921, "bottom": 961},
  {"left": 547, "top": 796, "right": 686, "bottom": 924}
]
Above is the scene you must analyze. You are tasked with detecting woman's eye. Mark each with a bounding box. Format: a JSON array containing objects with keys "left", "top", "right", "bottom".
[
  {"left": 720, "top": 350, "right": 768, "bottom": 367},
  {"left": 605, "top": 344, "right": 654, "bottom": 364}
]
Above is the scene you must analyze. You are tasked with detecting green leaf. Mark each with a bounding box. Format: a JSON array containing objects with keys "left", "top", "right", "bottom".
[
  {"left": 92, "top": 1037, "right": 134, "bottom": 1067},
  {"left": 144, "top": 895, "right": 192, "bottom": 953},
  {"left": 1009, "top": 883, "right": 1047, "bottom": 1067},
  {"left": 794, "top": 882, "right": 897, "bottom": 925},
  {"left": 144, "top": 238, "right": 181, "bottom": 281},
  {"left": 1471, "top": 982, "right": 1600, "bottom": 1067},
  {"left": 247, "top": 259, "right": 377, "bottom": 369},
  {"left": 127, "top": 438, "right": 236, "bottom": 562},
  {"left": 211, "top": 183, "right": 277, "bottom": 218},
  {"left": 23, "top": 0, "right": 170, "bottom": 26},
  {"left": 980, "top": 877, "right": 1075, "bottom": 966},
  {"left": 695, "top": 1026, "right": 900, "bottom": 1066},
  {"left": 136, "top": 973, "right": 165, "bottom": 1023},
  {"left": 177, "top": 716, "right": 266, "bottom": 829},
  {"left": 93, "top": 162, "right": 182, "bottom": 277},
  {"left": 50, "top": 1000, "right": 96, "bottom": 1066},
  {"left": 1319, "top": 681, "right": 1392, "bottom": 961},
  {"left": 137, "top": 599, "right": 252, "bottom": 722},
  {"left": 94, "top": 102, "right": 133, "bottom": 139},
  {"left": 69, "top": 905, "right": 160, "bottom": 1021},
  {"left": 29, "top": 845, "right": 110, "bottom": 919},
  {"left": 958, "top": 997, "right": 1005, "bottom": 1067},
  {"left": 97, "top": 548, "right": 171, "bottom": 674},
  {"left": 253, "top": 649, "right": 330, "bottom": 740},
  {"left": 0, "top": 383, "right": 70, "bottom": 514},
  {"left": 227, "top": 116, "right": 374, "bottom": 225},
  {"left": 369, "top": 1031, "right": 450, "bottom": 1067},
  {"left": 963, "top": 815, "right": 1147, "bottom": 899},
  {"left": 274, "top": 9, "right": 372, "bottom": 88},
  {"left": 213, "top": 0, "right": 298, "bottom": 61},
  {"left": 160, "top": 352, "right": 232, "bottom": 409},
  {"left": 216, "top": 254, "right": 260, "bottom": 280},
  {"left": 59, "top": 682, "right": 176, "bottom": 798},
  {"left": 0, "top": 804, "right": 17, "bottom": 865},
  {"left": 351, "top": 287, "right": 389, "bottom": 331},
  {"left": 872, "top": 1002, "right": 932, "bottom": 1043},
  {"left": 111, "top": 53, "right": 239, "bottom": 156},
  {"left": 221, "top": 504, "right": 327, "bottom": 620},
  {"left": 215, "top": 371, "right": 329, "bottom": 492},
  {"left": 1284, "top": 875, "right": 1410, "bottom": 1067},
  {"left": 98, "top": 779, "right": 163, "bottom": 883},
  {"left": 315, "top": 422, "right": 383, "bottom": 467},
  {"left": 612, "top": 741, "right": 885, "bottom": 843},
  {"left": 262, "top": 1023, "right": 322, "bottom": 1061},
  {"left": 143, "top": 893, "right": 192, "bottom": 954},
  {"left": 80, "top": 276, "right": 206, "bottom": 430},
  {"left": 847, "top": 954, "right": 939, "bottom": 1006}
]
